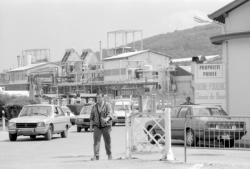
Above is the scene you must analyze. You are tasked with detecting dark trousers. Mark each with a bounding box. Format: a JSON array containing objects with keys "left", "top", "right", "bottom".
[{"left": 93, "top": 126, "right": 111, "bottom": 157}]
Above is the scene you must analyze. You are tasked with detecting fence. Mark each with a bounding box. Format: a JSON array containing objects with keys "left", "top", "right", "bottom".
[
  {"left": 184, "top": 115, "right": 250, "bottom": 162},
  {"left": 125, "top": 108, "right": 174, "bottom": 161}
]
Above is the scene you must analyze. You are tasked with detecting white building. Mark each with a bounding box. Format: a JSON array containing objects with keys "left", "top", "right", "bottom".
[
  {"left": 209, "top": 0, "right": 250, "bottom": 116},
  {"left": 103, "top": 50, "right": 171, "bottom": 82}
]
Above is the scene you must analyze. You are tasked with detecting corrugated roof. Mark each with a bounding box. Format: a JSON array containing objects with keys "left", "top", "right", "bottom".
[
  {"left": 208, "top": 0, "right": 249, "bottom": 23},
  {"left": 103, "top": 50, "right": 148, "bottom": 61},
  {"left": 8, "top": 62, "right": 47, "bottom": 72},
  {"left": 104, "top": 50, "right": 171, "bottom": 61}
]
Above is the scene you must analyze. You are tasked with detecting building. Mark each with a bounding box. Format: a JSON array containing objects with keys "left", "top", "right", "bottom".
[
  {"left": 103, "top": 50, "right": 171, "bottom": 96},
  {"left": 208, "top": 0, "right": 250, "bottom": 116}
]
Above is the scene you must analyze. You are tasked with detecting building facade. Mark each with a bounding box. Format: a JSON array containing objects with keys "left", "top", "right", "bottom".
[{"left": 209, "top": 0, "right": 250, "bottom": 116}]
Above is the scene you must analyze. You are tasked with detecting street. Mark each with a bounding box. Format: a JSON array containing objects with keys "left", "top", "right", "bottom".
[{"left": 1, "top": 125, "right": 250, "bottom": 169}]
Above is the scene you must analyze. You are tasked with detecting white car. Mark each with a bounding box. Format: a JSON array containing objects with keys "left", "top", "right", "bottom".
[
  {"left": 61, "top": 106, "right": 76, "bottom": 125},
  {"left": 8, "top": 104, "right": 71, "bottom": 141},
  {"left": 112, "top": 99, "right": 133, "bottom": 126}
]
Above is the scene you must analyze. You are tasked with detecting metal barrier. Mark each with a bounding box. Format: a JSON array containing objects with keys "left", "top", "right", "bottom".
[
  {"left": 125, "top": 108, "right": 174, "bottom": 160},
  {"left": 184, "top": 115, "right": 250, "bottom": 162}
]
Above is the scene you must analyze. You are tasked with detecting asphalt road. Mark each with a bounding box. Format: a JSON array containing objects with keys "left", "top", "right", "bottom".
[{"left": 1, "top": 125, "right": 250, "bottom": 169}]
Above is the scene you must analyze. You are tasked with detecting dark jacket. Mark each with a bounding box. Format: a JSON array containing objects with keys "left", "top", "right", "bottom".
[{"left": 90, "top": 102, "right": 112, "bottom": 128}]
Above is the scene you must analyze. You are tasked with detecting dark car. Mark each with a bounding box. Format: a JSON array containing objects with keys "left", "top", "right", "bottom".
[
  {"left": 75, "top": 104, "right": 94, "bottom": 132},
  {"left": 145, "top": 105, "right": 247, "bottom": 147}
]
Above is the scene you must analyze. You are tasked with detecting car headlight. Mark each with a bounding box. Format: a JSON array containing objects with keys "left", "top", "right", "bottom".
[
  {"left": 8, "top": 122, "right": 16, "bottom": 128},
  {"left": 37, "top": 122, "right": 46, "bottom": 127}
]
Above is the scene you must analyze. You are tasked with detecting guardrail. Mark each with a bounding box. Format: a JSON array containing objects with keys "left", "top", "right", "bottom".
[{"left": 184, "top": 115, "right": 250, "bottom": 162}]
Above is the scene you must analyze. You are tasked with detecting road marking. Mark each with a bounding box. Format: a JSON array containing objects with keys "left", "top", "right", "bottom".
[{"left": 189, "top": 164, "right": 204, "bottom": 169}]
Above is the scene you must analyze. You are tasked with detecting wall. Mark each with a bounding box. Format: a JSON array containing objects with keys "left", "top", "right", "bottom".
[
  {"left": 103, "top": 51, "right": 170, "bottom": 82},
  {"left": 227, "top": 38, "right": 250, "bottom": 116},
  {"left": 129, "top": 52, "right": 169, "bottom": 69},
  {"left": 225, "top": 1, "right": 250, "bottom": 33}
]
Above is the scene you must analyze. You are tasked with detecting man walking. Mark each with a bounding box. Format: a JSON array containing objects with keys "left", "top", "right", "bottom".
[{"left": 90, "top": 93, "right": 112, "bottom": 160}]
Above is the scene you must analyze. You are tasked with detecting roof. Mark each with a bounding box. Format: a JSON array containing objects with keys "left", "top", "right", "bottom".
[
  {"left": 210, "top": 31, "right": 250, "bottom": 44},
  {"left": 61, "top": 48, "right": 81, "bottom": 62},
  {"left": 171, "top": 55, "right": 219, "bottom": 63},
  {"left": 0, "top": 90, "right": 29, "bottom": 96},
  {"left": 170, "top": 66, "right": 192, "bottom": 76},
  {"left": 104, "top": 50, "right": 171, "bottom": 61},
  {"left": 208, "top": 0, "right": 249, "bottom": 23},
  {"left": 8, "top": 62, "right": 47, "bottom": 72}
]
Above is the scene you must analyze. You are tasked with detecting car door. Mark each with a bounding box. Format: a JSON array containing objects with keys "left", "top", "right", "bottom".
[
  {"left": 53, "top": 106, "right": 64, "bottom": 132},
  {"left": 172, "top": 106, "right": 190, "bottom": 139},
  {"left": 56, "top": 106, "right": 67, "bottom": 131}
]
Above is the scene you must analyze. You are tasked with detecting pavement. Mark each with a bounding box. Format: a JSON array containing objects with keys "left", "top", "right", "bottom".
[{"left": 1, "top": 127, "right": 250, "bottom": 169}]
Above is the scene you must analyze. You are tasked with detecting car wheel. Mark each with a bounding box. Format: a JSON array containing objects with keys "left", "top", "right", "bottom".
[
  {"left": 112, "top": 122, "right": 116, "bottom": 126},
  {"left": 186, "top": 129, "right": 196, "bottom": 146},
  {"left": 84, "top": 128, "right": 88, "bottom": 132},
  {"left": 61, "top": 126, "right": 69, "bottom": 138},
  {"left": 77, "top": 126, "right": 81, "bottom": 132},
  {"left": 30, "top": 135, "right": 36, "bottom": 140},
  {"left": 45, "top": 126, "right": 52, "bottom": 140},
  {"left": 147, "top": 126, "right": 160, "bottom": 145},
  {"left": 224, "top": 139, "right": 234, "bottom": 148},
  {"left": 9, "top": 133, "right": 17, "bottom": 141}
]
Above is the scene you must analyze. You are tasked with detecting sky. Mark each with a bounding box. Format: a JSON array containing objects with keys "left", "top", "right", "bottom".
[{"left": 0, "top": 0, "right": 233, "bottom": 71}]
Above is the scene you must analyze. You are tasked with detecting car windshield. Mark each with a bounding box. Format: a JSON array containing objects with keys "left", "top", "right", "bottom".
[
  {"left": 192, "top": 107, "right": 227, "bottom": 116},
  {"left": 80, "top": 105, "right": 93, "bottom": 114},
  {"left": 19, "top": 106, "right": 52, "bottom": 117},
  {"left": 114, "top": 104, "right": 130, "bottom": 111}
]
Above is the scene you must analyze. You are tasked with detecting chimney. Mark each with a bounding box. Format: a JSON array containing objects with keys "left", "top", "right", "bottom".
[{"left": 17, "top": 55, "right": 21, "bottom": 67}]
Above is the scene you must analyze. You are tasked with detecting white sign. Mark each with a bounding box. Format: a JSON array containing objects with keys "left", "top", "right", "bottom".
[{"left": 193, "top": 63, "right": 226, "bottom": 109}]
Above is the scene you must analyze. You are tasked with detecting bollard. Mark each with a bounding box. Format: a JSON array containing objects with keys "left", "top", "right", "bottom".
[
  {"left": 161, "top": 108, "right": 175, "bottom": 161},
  {"left": 125, "top": 109, "right": 132, "bottom": 159},
  {"left": 2, "top": 110, "right": 5, "bottom": 131}
]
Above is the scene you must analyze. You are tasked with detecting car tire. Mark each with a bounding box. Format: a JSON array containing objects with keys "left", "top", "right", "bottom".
[
  {"left": 61, "top": 126, "right": 68, "bottom": 138},
  {"left": 30, "top": 135, "right": 36, "bottom": 140},
  {"left": 147, "top": 126, "right": 160, "bottom": 145},
  {"left": 186, "top": 129, "right": 196, "bottom": 146},
  {"left": 45, "top": 126, "right": 52, "bottom": 140},
  {"left": 84, "top": 128, "right": 88, "bottom": 132},
  {"left": 77, "top": 126, "right": 81, "bottom": 132},
  {"left": 112, "top": 122, "right": 116, "bottom": 126},
  {"left": 224, "top": 139, "right": 234, "bottom": 148},
  {"left": 9, "top": 133, "right": 17, "bottom": 141}
]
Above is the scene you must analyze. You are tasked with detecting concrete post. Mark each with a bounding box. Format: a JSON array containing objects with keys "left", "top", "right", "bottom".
[{"left": 161, "top": 108, "right": 175, "bottom": 161}]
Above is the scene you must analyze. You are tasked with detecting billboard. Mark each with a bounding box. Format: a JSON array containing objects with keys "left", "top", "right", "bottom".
[{"left": 193, "top": 63, "right": 226, "bottom": 109}]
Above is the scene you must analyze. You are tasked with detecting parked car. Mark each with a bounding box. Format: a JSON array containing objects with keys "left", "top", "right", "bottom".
[
  {"left": 8, "top": 104, "right": 71, "bottom": 141},
  {"left": 145, "top": 105, "right": 247, "bottom": 147},
  {"left": 61, "top": 106, "right": 76, "bottom": 125},
  {"left": 75, "top": 103, "right": 94, "bottom": 132},
  {"left": 112, "top": 99, "right": 133, "bottom": 126}
]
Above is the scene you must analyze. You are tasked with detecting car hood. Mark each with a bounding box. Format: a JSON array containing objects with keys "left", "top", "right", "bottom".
[
  {"left": 77, "top": 114, "right": 90, "bottom": 119},
  {"left": 114, "top": 110, "right": 131, "bottom": 117},
  {"left": 10, "top": 116, "right": 49, "bottom": 123},
  {"left": 194, "top": 116, "right": 231, "bottom": 121}
]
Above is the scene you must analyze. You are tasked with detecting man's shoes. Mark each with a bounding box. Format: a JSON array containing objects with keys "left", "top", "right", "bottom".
[
  {"left": 108, "top": 155, "right": 112, "bottom": 160},
  {"left": 91, "top": 156, "right": 99, "bottom": 160}
]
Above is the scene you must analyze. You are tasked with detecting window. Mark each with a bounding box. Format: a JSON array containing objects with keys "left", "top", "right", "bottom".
[
  {"left": 193, "top": 108, "right": 210, "bottom": 116},
  {"left": 178, "top": 107, "right": 189, "bottom": 118}
]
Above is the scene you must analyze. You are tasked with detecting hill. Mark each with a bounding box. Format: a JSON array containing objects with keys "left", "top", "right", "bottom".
[{"left": 129, "top": 24, "right": 222, "bottom": 58}]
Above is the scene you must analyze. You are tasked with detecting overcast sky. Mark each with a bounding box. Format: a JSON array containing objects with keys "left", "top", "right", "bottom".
[{"left": 0, "top": 0, "right": 233, "bottom": 71}]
